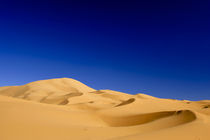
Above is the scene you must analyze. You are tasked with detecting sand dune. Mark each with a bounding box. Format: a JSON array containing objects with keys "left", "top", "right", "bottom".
[
  {"left": 0, "top": 78, "right": 210, "bottom": 140},
  {"left": 99, "top": 110, "right": 196, "bottom": 127}
]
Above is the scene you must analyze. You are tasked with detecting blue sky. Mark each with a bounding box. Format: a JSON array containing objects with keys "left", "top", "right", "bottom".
[{"left": 0, "top": 0, "right": 209, "bottom": 100}]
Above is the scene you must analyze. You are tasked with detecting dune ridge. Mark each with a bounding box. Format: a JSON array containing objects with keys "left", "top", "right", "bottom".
[
  {"left": 0, "top": 78, "right": 209, "bottom": 140},
  {"left": 99, "top": 110, "right": 196, "bottom": 127}
]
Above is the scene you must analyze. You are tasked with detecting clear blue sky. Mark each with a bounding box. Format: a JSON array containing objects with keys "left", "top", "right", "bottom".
[{"left": 0, "top": 0, "right": 209, "bottom": 100}]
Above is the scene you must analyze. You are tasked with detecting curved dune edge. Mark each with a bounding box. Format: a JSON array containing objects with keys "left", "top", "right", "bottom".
[
  {"left": 115, "top": 98, "right": 136, "bottom": 107},
  {"left": 41, "top": 92, "right": 83, "bottom": 105},
  {"left": 0, "top": 78, "right": 210, "bottom": 140},
  {"left": 99, "top": 110, "right": 196, "bottom": 127}
]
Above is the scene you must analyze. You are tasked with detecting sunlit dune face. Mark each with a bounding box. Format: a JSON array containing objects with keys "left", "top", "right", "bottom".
[{"left": 0, "top": 78, "right": 210, "bottom": 140}]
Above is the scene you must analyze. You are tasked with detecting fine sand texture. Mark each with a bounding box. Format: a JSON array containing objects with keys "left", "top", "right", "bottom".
[{"left": 0, "top": 78, "right": 210, "bottom": 140}]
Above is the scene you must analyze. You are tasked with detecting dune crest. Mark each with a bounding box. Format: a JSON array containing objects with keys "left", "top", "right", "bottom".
[{"left": 0, "top": 78, "right": 210, "bottom": 140}]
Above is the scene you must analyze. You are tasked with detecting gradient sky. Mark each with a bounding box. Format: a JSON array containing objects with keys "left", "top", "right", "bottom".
[{"left": 0, "top": 0, "right": 209, "bottom": 100}]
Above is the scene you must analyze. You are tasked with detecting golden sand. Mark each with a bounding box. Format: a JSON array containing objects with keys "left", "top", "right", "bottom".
[{"left": 0, "top": 78, "right": 209, "bottom": 140}]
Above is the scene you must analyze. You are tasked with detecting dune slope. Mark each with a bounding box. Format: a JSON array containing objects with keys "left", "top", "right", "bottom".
[{"left": 0, "top": 78, "right": 210, "bottom": 140}]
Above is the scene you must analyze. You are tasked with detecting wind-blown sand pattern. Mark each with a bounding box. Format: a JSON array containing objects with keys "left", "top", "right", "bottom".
[{"left": 0, "top": 78, "right": 209, "bottom": 140}]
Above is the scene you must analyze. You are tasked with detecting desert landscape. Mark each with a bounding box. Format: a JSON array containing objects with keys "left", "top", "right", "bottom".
[
  {"left": 0, "top": 78, "right": 209, "bottom": 140},
  {"left": 1, "top": 0, "right": 209, "bottom": 139}
]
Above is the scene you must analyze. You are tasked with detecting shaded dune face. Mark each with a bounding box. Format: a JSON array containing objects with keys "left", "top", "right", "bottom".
[
  {"left": 99, "top": 110, "right": 196, "bottom": 127},
  {"left": 40, "top": 92, "right": 83, "bottom": 105},
  {"left": 0, "top": 85, "right": 29, "bottom": 97},
  {"left": 115, "top": 98, "right": 135, "bottom": 107}
]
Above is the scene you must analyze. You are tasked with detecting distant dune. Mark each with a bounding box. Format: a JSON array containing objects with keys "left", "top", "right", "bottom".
[{"left": 0, "top": 78, "right": 210, "bottom": 140}]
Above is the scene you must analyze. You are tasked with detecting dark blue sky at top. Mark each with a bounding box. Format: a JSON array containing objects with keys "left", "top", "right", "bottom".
[{"left": 0, "top": 0, "right": 209, "bottom": 100}]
